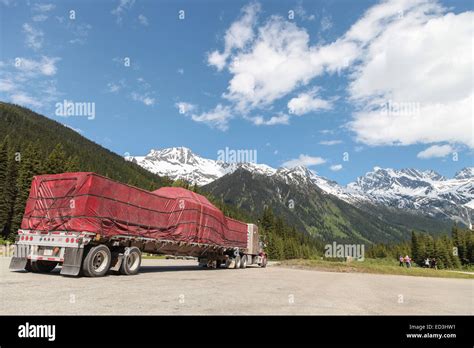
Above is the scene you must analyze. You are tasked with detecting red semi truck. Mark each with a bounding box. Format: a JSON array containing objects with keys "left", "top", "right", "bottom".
[{"left": 9, "top": 172, "right": 267, "bottom": 277}]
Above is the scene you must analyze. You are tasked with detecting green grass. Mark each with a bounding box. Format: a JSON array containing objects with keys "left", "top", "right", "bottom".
[
  {"left": 277, "top": 258, "right": 474, "bottom": 280},
  {"left": 141, "top": 254, "right": 167, "bottom": 259}
]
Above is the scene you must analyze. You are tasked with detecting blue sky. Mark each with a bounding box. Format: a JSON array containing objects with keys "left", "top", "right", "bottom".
[{"left": 0, "top": 0, "right": 472, "bottom": 184}]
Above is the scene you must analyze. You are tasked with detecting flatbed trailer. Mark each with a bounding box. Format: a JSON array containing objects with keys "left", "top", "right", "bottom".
[{"left": 9, "top": 172, "right": 267, "bottom": 277}]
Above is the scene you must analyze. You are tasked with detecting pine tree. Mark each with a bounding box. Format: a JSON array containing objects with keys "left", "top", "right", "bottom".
[
  {"left": 0, "top": 136, "right": 10, "bottom": 233},
  {"left": 11, "top": 143, "right": 44, "bottom": 233},
  {"left": 65, "top": 155, "right": 80, "bottom": 172},
  {"left": 411, "top": 231, "right": 419, "bottom": 263},
  {"left": 1, "top": 148, "right": 19, "bottom": 238},
  {"left": 44, "top": 143, "right": 67, "bottom": 174}
]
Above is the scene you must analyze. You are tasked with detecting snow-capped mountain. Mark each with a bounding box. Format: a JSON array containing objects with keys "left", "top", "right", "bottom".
[
  {"left": 127, "top": 147, "right": 473, "bottom": 227},
  {"left": 126, "top": 147, "right": 276, "bottom": 186},
  {"left": 348, "top": 167, "right": 474, "bottom": 227}
]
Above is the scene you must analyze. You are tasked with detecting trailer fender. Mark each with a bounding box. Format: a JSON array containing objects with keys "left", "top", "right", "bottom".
[
  {"left": 60, "top": 247, "right": 84, "bottom": 276},
  {"left": 9, "top": 244, "right": 30, "bottom": 271}
]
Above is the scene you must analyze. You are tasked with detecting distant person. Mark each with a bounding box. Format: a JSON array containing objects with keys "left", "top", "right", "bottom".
[
  {"left": 404, "top": 255, "right": 411, "bottom": 268},
  {"left": 399, "top": 255, "right": 404, "bottom": 267},
  {"left": 431, "top": 258, "right": 437, "bottom": 270},
  {"left": 424, "top": 258, "right": 430, "bottom": 268}
]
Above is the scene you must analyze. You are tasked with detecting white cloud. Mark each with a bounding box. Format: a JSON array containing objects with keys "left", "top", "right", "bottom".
[
  {"left": 15, "top": 56, "right": 60, "bottom": 76},
  {"left": 32, "top": 14, "right": 48, "bottom": 22},
  {"left": 320, "top": 15, "right": 333, "bottom": 31},
  {"left": 68, "top": 23, "right": 92, "bottom": 45},
  {"left": 131, "top": 92, "right": 155, "bottom": 106},
  {"left": 32, "top": 3, "right": 55, "bottom": 13},
  {"left": 175, "top": 102, "right": 197, "bottom": 115},
  {"left": 294, "top": 5, "right": 315, "bottom": 21},
  {"left": 106, "top": 81, "right": 123, "bottom": 93},
  {"left": 330, "top": 164, "right": 343, "bottom": 171},
  {"left": 319, "top": 140, "right": 342, "bottom": 146},
  {"left": 347, "top": 0, "right": 473, "bottom": 148},
  {"left": 205, "top": 0, "right": 472, "bottom": 145},
  {"left": 215, "top": 11, "right": 358, "bottom": 112},
  {"left": 417, "top": 144, "right": 454, "bottom": 159},
  {"left": 0, "top": 79, "right": 15, "bottom": 92},
  {"left": 111, "top": 0, "right": 135, "bottom": 24},
  {"left": 10, "top": 92, "right": 42, "bottom": 108},
  {"left": 282, "top": 154, "right": 326, "bottom": 168},
  {"left": 207, "top": 2, "right": 261, "bottom": 71},
  {"left": 190, "top": 104, "right": 232, "bottom": 131},
  {"left": 138, "top": 14, "right": 148, "bottom": 26},
  {"left": 31, "top": 3, "right": 55, "bottom": 21},
  {"left": 248, "top": 113, "right": 290, "bottom": 126},
  {"left": 23, "top": 23, "right": 44, "bottom": 50},
  {"left": 288, "top": 89, "right": 332, "bottom": 115},
  {"left": 1, "top": 56, "right": 61, "bottom": 111}
]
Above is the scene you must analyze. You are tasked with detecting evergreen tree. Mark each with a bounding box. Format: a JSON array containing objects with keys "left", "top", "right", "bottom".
[
  {"left": 0, "top": 137, "right": 10, "bottom": 233},
  {"left": 44, "top": 143, "right": 67, "bottom": 174},
  {"left": 411, "top": 231, "right": 419, "bottom": 263},
  {"left": 65, "top": 155, "right": 80, "bottom": 172},
  {"left": 11, "top": 143, "right": 44, "bottom": 233},
  {"left": 1, "top": 148, "right": 19, "bottom": 238}
]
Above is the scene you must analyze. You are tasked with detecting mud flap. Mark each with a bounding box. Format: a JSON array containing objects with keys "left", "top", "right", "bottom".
[
  {"left": 109, "top": 253, "right": 123, "bottom": 272},
  {"left": 60, "top": 247, "right": 84, "bottom": 276},
  {"left": 9, "top": 244, "right": 30, "bottom": 271}
]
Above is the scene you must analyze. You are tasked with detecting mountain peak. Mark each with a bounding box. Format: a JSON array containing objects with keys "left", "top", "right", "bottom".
[{"left": 455, "top": 167, "right": 474, "bottom": 180}]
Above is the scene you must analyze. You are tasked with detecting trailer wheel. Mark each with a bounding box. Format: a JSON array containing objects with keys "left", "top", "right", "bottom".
[
  {"left": 120, "top": 247, "right": 141, "bottom": 275},
  {"left": 234, "top": 255, "right": 241, "bottom": 269},
  {"left": 30, "top": 260, "right": 58, "bottom": 273},
  {"left": 240, "top": 255, "right": 247, "bottom": 269},
  {"left": 82, "top": 245, "right": 111, "bottom": 277}
]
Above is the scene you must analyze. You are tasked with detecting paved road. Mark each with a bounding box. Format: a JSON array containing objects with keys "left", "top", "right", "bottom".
[{"left": 1, "top": 258, "right": 472, "bottom": 315}]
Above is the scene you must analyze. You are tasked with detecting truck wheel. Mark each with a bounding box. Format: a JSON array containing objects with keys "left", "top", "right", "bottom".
[
  {"left": 234, "top": 255, "right": 241, "bottom": 269},
  {"left": 30, "top": 260, "right": 58, "bottom": 273},
  {"left": 82, "top": 245, "right": 111, "bottom": 277},
  {"left": 120, "top": 247, "right": 141, "bottom": 275},
  {"left": 240, "top": 255, "right": 247, "bottom": 269}
]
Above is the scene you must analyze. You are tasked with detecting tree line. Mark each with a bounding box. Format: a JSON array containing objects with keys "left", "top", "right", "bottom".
[
  {"left": 258, "top": 207, "right": 322, "bottom": 260},
  {"left": 0, "top": 138, "right": 81, "bottom": 239},
  {"left": 366, "top": 225, "right": 473, "bottom": 269}
]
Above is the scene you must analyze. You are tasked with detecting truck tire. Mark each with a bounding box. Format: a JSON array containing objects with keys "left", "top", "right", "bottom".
[
  {"left": 82, "top": 245, "right": 111, "bottom": 277},
  {"left": 234, "top": 255, "right": 241, "bottom": 269},
  {"left": 240, "top": 255, "right": 247, "bottom": 269},
  {"left": 30, "top": 260, "right": 58, "bottom": 273},
  {"left": 120, "top": 247, "right": 141, "bottom": 275}
]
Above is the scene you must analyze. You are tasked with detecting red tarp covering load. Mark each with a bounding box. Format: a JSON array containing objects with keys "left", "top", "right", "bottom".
[{"left": 21, "top": 172, "right": 248, "bottom": 249}]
